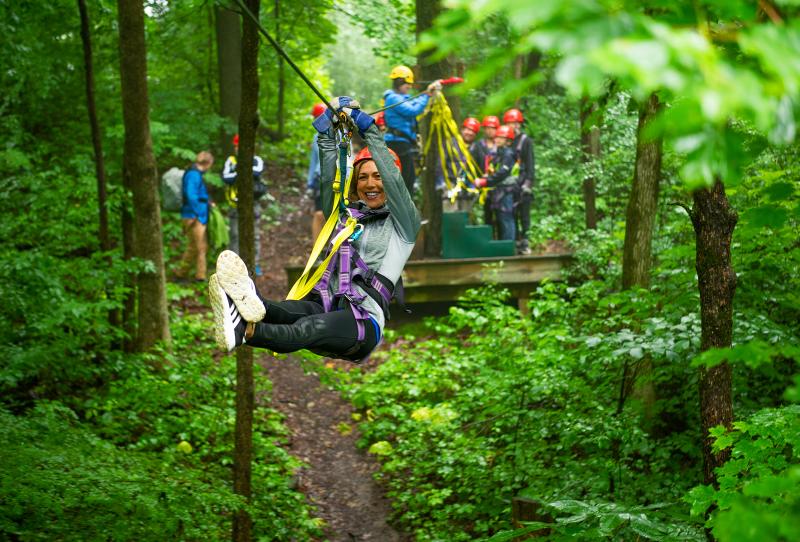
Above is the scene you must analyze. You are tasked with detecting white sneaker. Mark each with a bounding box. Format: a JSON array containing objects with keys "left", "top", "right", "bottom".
[
  {"left": 209, "top": 274, "right": 247, "bottom": 351},
  {"left": 215, "top": 250, "right": 266, "bottom": 323}
]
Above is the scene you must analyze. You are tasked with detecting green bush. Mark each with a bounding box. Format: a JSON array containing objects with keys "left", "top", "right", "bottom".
[{"left": 0, "top": 402, "right": 241, "bottom": 541}]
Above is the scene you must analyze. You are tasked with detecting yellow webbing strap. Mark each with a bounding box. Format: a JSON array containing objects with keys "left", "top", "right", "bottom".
[
  {"left": 422, "top": 93, "right": 488, "bottom": 203},
  {"left": 286, "top": 162, "right": 355, "bottom": 301}
]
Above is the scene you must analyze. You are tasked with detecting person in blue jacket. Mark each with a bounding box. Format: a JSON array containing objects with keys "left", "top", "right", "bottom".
[
  {"left": 179, "top": 151, "right": 214, "bottom": 281},
  {"left": 306, "top": 103, "right": 325, "bottom": 241},
  {"left": 383, "top": 65, "right": 441, "bottom": 194}
]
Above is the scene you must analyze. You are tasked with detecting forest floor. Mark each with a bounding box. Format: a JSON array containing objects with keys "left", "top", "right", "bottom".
[{"left": 252, "top": 166, "right": 406, "bottom": 542}]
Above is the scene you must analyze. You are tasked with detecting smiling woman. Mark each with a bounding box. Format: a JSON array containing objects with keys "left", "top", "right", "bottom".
[
  {"left": 349, "top": 146, "right": 403, "bottom": 209},
  {"left": 209, "top": 101, "right": 422, "bottom": 363}
]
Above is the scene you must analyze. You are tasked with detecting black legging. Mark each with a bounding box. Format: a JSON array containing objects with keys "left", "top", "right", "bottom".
[
  {"left": 246, "top": 297, "right": 379, "bottom": 362},
  {"left": 386, "top": 140, "right": 416, "bottom": 195}
]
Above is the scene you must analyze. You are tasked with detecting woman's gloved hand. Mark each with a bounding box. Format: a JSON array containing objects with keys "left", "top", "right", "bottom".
[
  {"left": 426, "top": 79, "right": 443, "bottom": 94},
  {"left": 332, "top": 96, "right": 374, "bottom": 136}
]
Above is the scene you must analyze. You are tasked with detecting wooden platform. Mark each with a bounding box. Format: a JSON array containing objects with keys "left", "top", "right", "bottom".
[{"left": 286, "top": 253, "right": 573, "bottom": 312}]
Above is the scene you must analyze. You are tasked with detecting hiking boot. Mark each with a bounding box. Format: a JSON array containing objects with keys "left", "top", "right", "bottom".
[
  {"left": 215, "top": 250, "right": 266, "bottom": 322},
  {"left": 209, "top": 274, "right": 247, "bottom": 351}
]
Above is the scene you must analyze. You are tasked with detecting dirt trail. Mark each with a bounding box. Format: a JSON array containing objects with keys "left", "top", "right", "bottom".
[{"left": 254, "top": 168, "right": 403, "bottom": 541}]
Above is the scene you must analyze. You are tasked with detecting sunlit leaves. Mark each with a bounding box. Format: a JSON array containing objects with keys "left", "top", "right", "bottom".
[{"left": 430, "top": 0, "right": 800, "bottom": 189}]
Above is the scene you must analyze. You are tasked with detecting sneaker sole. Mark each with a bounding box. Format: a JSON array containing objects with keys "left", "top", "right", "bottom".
[
  {"left": 216, "top": 250, "right": 266, "bottom": 322},
  {"left": 208, "top": 274, "right": 231, "bottom": 350}
]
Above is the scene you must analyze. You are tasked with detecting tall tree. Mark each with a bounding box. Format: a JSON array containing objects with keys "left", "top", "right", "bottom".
[
  {"left": 117, "top": 0, "right": 171, "bottom": 350},
  {"left": 579, "top": 97, "right": 600, "bottom": 230},
  {"left": 611, "top": 92, "right": 663, "bottom": 492},
  {"left": 689, "top": 179, "right": 737, "bottom": 486},
  {"left": 417, "top": 0, "right": 448, "bottom": 258},
  {"left": 232, "top": 1, "right": 259, "bottom": 540},
  {"left": 216, "top": 2, "right": 242, "bottom": 158},
  {"left": 77, "top": 0, "right": 110, "bottom": 254}
]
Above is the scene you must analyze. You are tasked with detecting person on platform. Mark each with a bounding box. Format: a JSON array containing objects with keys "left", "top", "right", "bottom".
[
  {"left": 474, "top": 125, "right": 517, "bottom": 241},
  {"left": 382, "top": 65, "right": 441, "bottom": 194},
  {"left": 503, "top": 108, "right": 535, "bottom": 255}
]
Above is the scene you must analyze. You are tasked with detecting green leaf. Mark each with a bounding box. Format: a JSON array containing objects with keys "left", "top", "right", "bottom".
[
  {"left": 761, "top": 181, "right": 795, "bottom": 202},
  {"left": 741, "top": 205, "right": 789, "bottom": 230},
  {"left": 684, "top": 484, "right": 717, "bottom": 516}
]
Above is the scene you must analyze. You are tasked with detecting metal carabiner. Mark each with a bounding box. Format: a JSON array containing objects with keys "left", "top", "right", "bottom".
[{"left": 349, "top": 223, "right": 364, "bottom": 242}]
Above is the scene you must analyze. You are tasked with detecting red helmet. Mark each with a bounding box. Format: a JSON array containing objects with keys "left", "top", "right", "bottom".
[
  {"left": 374, "top": 111, "right": 386, "bottom": 127},
  {"left": 462, "top": 117, "right": 481, "bottom": 133},
  {"left": 503, "top": 108, "right": 524, "bottom": 123},
  {"left": 496, "top": 125, "right": 515, "bottom": 140},
  {"left": 311, "top": 102, "right": 326, "bottom": 118},
  {"left": 353, "top": 146, "right": 402, "bottom": 172},
  {"left": 232, "top": 134, "right": 239, "bottom": 146},
  {"left": 481, "top": 115, "right": 500, "bottom": 128}
]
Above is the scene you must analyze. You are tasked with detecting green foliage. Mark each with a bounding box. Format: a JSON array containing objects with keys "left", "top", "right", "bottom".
[
  {"left": 424, "top": 0, "right": 800, "bottom": 190},
  {"left": 685, "top": 405, "right": 800, "bottom": 542},
  {"left": 346, "top": 280, "right": 709, "bottom": 540},
  {"left": 0, "top": 402, "right": 242, "bottom": 541},
  {"left": 1, "top": 312, "right": 321, "bottom": 541}
]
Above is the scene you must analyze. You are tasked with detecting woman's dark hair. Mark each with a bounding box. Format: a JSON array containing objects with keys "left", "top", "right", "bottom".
[{"left": 392, "top": 77, "right": 408, "bottom": 91}]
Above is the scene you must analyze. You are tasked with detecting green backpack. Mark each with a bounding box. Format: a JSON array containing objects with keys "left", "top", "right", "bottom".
[{"left": 160, "top": 167, "right": 185, "bottom": 212}]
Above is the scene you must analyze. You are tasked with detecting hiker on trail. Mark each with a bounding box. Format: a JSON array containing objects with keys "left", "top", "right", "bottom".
[
  {"left": 307, "top": 103, "right": 326, "bottom": 242},
  {"left": 383, "top": 65, "right": 442, "bottom": 194},
  {"left": 504, "top": 108, "right": 535, "bottom": 255},
  {"left": 222, "top": 134, "right": 267, "bottom": 275},
  {"left": 178, "top": 151, "right": 214, "bottom": 282},
  {"left": 474, "top": 125, "right": 517, "bottom": 242},
  {"left": 209, "top": 99, "right": 420, "bottom": 362}
]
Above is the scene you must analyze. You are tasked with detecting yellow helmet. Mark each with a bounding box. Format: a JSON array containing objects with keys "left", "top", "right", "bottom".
[{"left": 389, "top": 65, "right": 414, "bottom": 84}]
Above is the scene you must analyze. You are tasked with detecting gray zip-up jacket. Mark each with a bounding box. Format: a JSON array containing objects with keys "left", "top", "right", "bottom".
[{"left": 318, "top": 123, "right": 421, "bottom": 331}]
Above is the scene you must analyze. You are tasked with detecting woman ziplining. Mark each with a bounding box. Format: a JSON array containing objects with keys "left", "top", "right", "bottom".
[{"left": 208, "top": 96, "right": 438, "bottom": 362}]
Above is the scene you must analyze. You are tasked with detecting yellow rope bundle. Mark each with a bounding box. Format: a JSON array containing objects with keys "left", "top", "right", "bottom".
[{"left": 423, "top": 93, "right": 487, "bottom": 203}]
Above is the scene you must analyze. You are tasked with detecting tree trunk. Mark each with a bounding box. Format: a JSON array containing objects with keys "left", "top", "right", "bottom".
[
  {"left": 610, "top": 93, "right": 663, "bottom": 495},
  {"left": 417, "top": 0, "right": 447, "bottom": 258},
  {"left": 275, "top": 0, "right": 285, "bottom": 139},
  {"left": 78, "top": 0, "right": 110, "bottom": 253},
  {"left": 117, "top": 0, "right": 171, "bottom": 351},
  {"left": 622, "top": 93, "right": 662, "bottom": 290},
  {"left": 690, "top": 179, "right": 737, "bottom": 487},
  {"left": 232, "top": 1, "right": 259, "bottom": 540},
  {"left": 580, "top": 97, "right": 601, "bottom": 230},
  {"left": 216, "top": 3, "right": 242, "bottom": 157}
]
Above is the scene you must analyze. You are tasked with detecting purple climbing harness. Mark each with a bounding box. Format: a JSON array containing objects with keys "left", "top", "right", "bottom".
[{"left": 312, "top": 208, "right": 393, "bottom": 344}]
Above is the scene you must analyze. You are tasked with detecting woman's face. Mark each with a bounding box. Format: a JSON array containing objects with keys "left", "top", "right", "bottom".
[
  {"left": 356, "top": 160, "right": 386, "bottom": 209},
  {"left": 484, "top": 126, "right": 497, "bottom": 139}
]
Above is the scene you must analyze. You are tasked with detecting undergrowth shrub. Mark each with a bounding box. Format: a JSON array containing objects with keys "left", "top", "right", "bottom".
[{"left": 343, "top": 268, "right": 797, "bottom": 541}]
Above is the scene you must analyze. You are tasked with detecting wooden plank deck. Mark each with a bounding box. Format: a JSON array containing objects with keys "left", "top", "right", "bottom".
[{"left": 286, "top": 253, "right": 573, "bottom": 312}]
